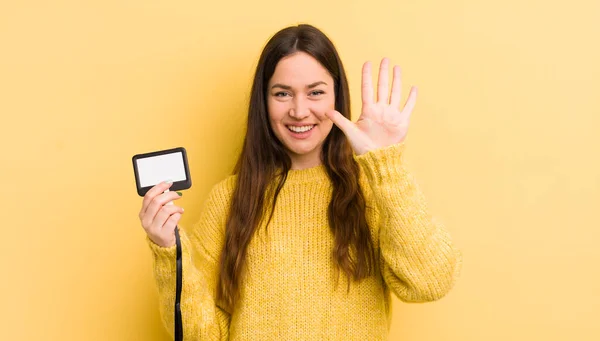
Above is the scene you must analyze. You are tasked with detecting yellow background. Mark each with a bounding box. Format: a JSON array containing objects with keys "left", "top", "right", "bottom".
[{"left": 1, "top": 0, "right": 599, "bottom": 340}]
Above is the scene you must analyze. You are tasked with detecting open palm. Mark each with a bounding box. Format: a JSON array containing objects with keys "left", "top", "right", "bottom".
[{"left": 326, "top": 58, "right": 417, "bottom": 155}]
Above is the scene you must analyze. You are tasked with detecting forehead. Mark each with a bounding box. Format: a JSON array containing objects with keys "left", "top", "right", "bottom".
[{"left": 269, "top": 51, "right": 333, "bottom": 86}]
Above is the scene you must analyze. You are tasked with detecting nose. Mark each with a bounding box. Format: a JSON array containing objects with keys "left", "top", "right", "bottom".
[{"left": 289, "top": 97, "right": 310, "bottom": 120}]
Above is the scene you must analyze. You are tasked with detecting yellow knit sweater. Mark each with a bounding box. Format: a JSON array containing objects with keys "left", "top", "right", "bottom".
[{"left": 148, "top": 142, "right": 462, "bottom": 340}]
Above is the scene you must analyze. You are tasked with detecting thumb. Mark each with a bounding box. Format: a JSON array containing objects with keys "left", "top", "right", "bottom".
[
  {"left": 325, "top": 110, "right": 355, "bottom": 136},
  {"left": 325, "top": 110, "right": 374, "bottom": 155}
]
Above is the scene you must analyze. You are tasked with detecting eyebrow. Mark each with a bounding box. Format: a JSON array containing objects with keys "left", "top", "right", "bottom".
[{"left": 270, "top": 81, "right": 327, "bottom": 90}]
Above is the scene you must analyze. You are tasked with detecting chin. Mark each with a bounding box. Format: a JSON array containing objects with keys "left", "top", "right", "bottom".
[
  {"left": 274, "top": 125, "right": 329, "bottom": 162},
  {"left": 286, "top": 144, "right": 317, "bottom": 156}
]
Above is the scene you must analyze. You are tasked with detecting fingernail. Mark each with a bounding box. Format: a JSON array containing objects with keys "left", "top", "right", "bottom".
[
  {"left": 165, "top": 179, "right": 173, "bottom": 184},
  {"left": 176, "top": 191, "right": 183, "bottom": 196}
]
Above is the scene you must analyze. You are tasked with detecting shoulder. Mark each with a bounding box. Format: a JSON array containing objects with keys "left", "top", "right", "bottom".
[
  {"left": 200, "top": 174, "right": 238, "bottom": 217},
  {"left": 207, "top": 174, "right": 237, "bottom": 202},
  {"left": 189, "top": 174, "right": 237, "bottom": 242}
]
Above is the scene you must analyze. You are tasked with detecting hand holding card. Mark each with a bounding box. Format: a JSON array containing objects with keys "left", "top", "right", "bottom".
[
  {"left": 132, "top": 147, "right": 189, "bottom": 340},
  {"left": 138, "top": 180, "right": 184, "bottom": 248},
  {"left": 132, "top": 147, "right": 192, "bottom": 247}
]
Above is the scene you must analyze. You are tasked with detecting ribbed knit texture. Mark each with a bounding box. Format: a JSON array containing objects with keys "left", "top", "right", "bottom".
[{"left": 147, "top": 142, "right": 462, "bottom": 340}]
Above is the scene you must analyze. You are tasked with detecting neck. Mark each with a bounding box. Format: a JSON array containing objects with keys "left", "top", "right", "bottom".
[{"left": 289, "top": 151, "right": 322, "bottom": 170}]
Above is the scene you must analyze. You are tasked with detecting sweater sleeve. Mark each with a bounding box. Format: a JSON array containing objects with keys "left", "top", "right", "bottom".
[
  {"left": 355, "top": 142, "right": 462, "bottom": 303},
  {"left": 147, "top": 178, "right": 233, "bottom": 340}
]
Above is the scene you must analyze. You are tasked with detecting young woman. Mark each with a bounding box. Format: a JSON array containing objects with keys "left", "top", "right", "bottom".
[{"left": 139, "top": 24, "right": 462, "bottom": 340}]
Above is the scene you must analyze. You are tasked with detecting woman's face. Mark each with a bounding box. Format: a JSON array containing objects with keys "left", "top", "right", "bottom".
[{"left": 267, "top": 51, "right": 335, "bottom": 169}]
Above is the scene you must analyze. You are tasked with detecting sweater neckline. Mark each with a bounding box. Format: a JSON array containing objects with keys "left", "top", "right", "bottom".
[{"left": 283, "top": 164, "right": 329, "bottom": 184}]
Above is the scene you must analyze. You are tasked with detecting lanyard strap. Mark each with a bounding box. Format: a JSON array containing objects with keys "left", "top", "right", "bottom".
[{"left": 175, "top": 226, "right": 183, "bottom": 341}]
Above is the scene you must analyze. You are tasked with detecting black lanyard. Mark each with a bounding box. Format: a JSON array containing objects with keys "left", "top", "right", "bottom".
[{"left": 175, "top": 226, "right": 183, "bottom": 340}]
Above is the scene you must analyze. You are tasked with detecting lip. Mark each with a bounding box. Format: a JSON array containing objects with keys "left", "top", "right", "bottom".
[
  {"left": 285, "top": 123, "right": 317, "bottom": 127},
  {"left": 285, "top": 124, "right": 315, "bottom": 139}
]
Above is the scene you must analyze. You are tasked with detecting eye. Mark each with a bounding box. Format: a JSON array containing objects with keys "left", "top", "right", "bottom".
[
  {"left": 310, "top": 90, "right": 325, "bottom": 96},
  {"left": 274, "top": 92, "right": 290, "bottom": 97}
]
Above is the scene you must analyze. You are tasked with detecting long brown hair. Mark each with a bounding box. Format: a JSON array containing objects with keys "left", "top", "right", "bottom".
[{"left": 218, "top": 24, "right": 375, "bottom": 308}]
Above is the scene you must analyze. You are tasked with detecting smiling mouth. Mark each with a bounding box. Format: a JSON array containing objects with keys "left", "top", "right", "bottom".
[{"left": 286, "top": 125, "right": 315, "bottom": 133}]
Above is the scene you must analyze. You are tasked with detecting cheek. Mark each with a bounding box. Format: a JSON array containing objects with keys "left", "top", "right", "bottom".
[
  {"left": 267, "top": 101, "right": 287, "bottom": 128},
  {"left": 310, "top": 100, "right": 334, "bottom": 121},
  {"left": 320, "top": 120, "right": 334, "bottom": 136}
]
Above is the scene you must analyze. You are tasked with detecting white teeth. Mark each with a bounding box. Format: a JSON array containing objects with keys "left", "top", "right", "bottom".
[{"left": 287, "top": 125, "right": 314, "bottom": 133}]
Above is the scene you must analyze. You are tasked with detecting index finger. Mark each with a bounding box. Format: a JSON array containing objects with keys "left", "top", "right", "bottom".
[
  {"left": 377, "top": 58, "right": 390, "bottom": 104},
  {"left": 140, "top": 181, "right": 173, "bottom": 216},
  {"left": 361, "top": 61, "right": 374, "bottom": 105}
]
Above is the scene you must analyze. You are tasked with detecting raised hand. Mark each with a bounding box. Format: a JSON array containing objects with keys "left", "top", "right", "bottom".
[{"left": 326, "top": 58, "right": 417, "bottom": 155}]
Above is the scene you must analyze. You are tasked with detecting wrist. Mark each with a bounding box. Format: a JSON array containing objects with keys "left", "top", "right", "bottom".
[
  {"left": 147, "top": 235, "right": 176, "bottom": 250},
  {"left": 355, "top": 142, "right": 407, "bottom": 185}
]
